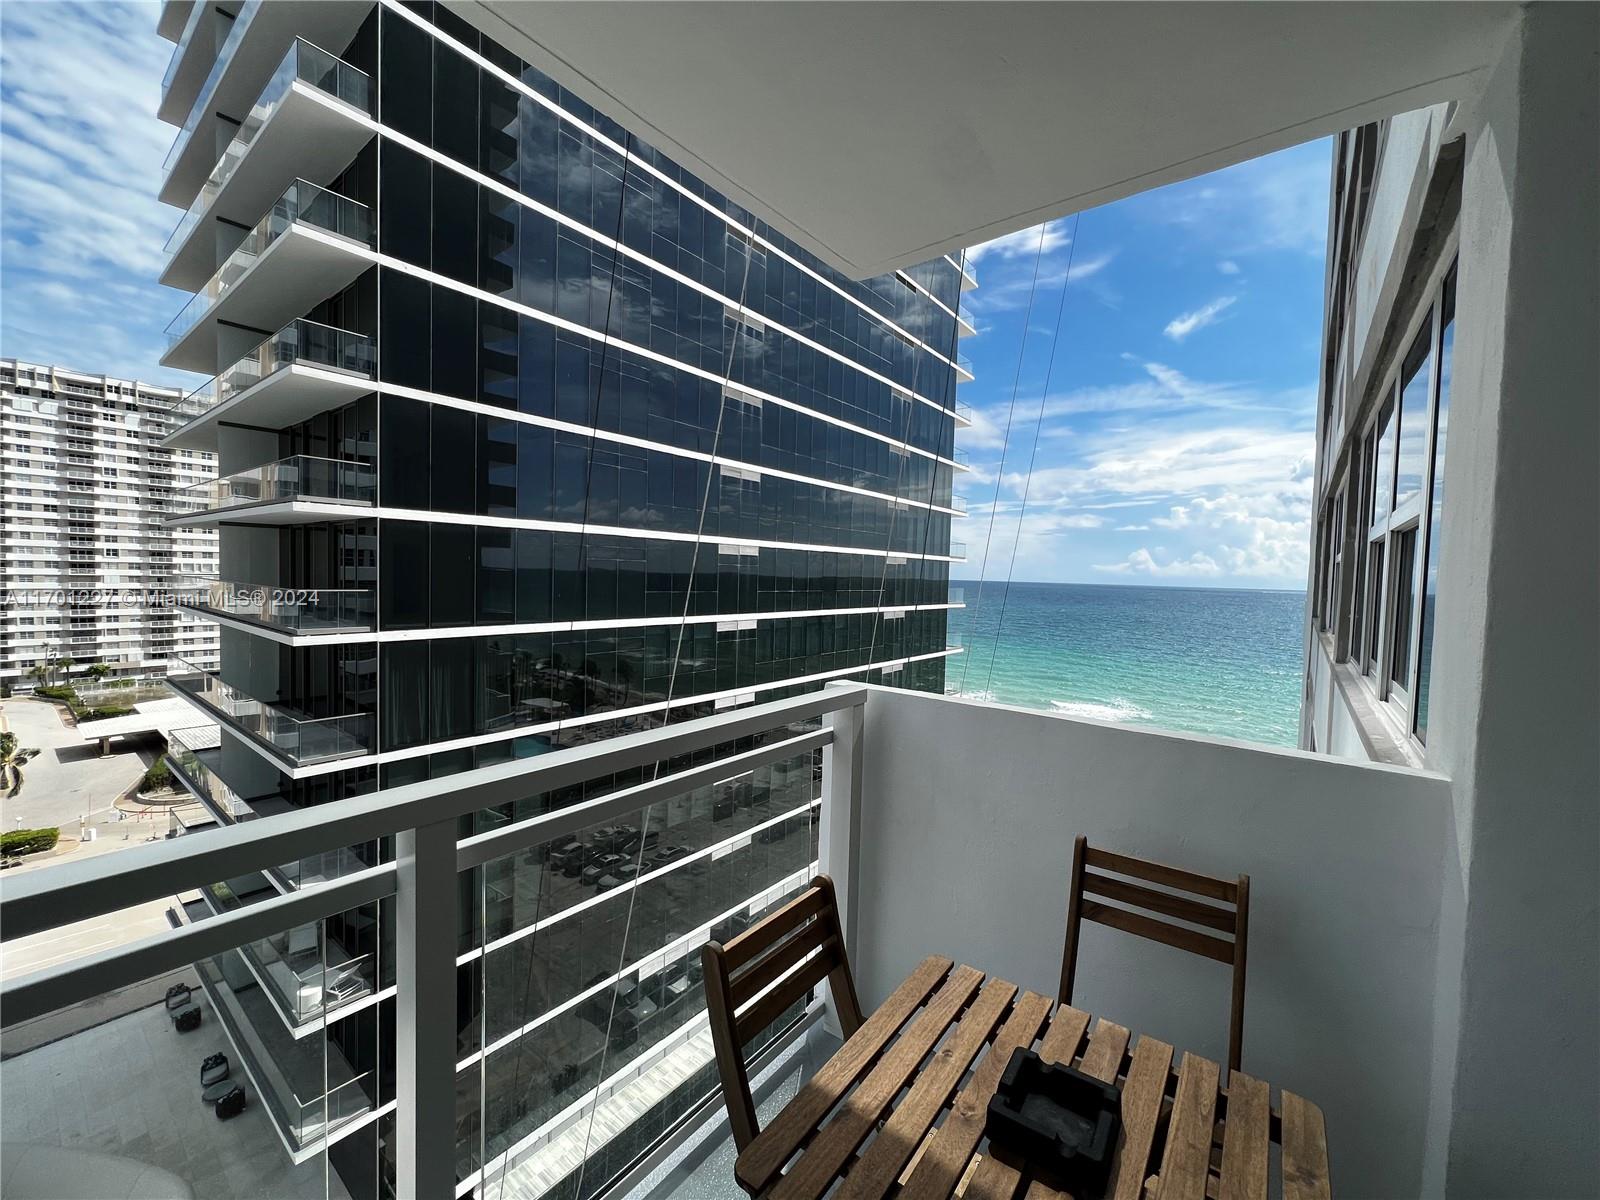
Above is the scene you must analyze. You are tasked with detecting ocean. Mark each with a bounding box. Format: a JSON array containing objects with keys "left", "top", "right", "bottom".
[{"left": 946, "top": 581, "right": 1307, "bottom": 748}]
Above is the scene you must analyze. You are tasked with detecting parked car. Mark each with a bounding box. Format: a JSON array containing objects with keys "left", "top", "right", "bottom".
[
  {"left": 616, "top": 862, "right": 641, "bottom": 882},
  {"left": 596, "top": 873, "right": 624, "bottom": 892},
  {"left": 652, "top": 843, "right": 690, "bottom": 867},
  {"left": 551, "top": 842, "right": 587, "bottom": 875},
  {"left": 582, "top": 854, "right": 627, "bottom": 885}
]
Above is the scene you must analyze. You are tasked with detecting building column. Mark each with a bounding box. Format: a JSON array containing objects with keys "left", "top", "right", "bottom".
[{"left": 1424, "top": 5, "right": 1600, "bottom": 1195}]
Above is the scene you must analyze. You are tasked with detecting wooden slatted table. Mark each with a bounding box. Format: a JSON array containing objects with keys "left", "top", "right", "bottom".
[{"left": 735, "top": 956, "right": 1330, "bottom": 1200}]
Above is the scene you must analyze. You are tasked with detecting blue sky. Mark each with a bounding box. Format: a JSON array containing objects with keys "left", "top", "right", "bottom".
[{"left": 1, "top": 2, "right": 1330, "bottom": 591}]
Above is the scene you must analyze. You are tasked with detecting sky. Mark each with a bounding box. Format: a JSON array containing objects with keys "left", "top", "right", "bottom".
[{"left": 1, "top": 2, "right": 1331, "bottom": 591}]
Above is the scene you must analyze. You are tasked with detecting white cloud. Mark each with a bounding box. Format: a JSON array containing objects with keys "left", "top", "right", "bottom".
[
  {"left": 1150, "top": 142, "right": 1331, "bottom": 258},
  {"left": 1163, "top": 295, "right": 1238, "bottom": 342},
  {"left": 1094, "top": 549, "right": 1223, "bottom": 577},
  {"left": 1115, "top": 524, "right": 1150, "bottom": 532},
  {"left": 966, "top": 218, "right": 1072, "bottom": 263},
  {"left": 1217, "top": 260, "right": 1241, "bottom": 275},
  {"left": 1, "top": 1, "right": 201, "bottom": 386}
]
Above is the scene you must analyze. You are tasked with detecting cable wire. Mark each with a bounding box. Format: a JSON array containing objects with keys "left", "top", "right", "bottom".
[
  {"left": 957, "top": 223, "right": 1052, "bottom": 697},
  {"left": 983, "top": 213, "right": 1083, "bottom": 699}
]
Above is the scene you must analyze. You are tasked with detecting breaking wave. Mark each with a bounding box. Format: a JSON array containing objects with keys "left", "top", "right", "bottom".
[{"left": 1049, "top": 697, "right": 1154, "bottom": 723}]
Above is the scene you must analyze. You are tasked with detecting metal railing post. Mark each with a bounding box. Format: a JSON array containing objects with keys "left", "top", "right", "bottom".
[
  {"left": 395, "top": 818, "right": 458, "bottom": 1199},
  {"left": 819, "top": 687, "right": 865, "bottom": 1037}
]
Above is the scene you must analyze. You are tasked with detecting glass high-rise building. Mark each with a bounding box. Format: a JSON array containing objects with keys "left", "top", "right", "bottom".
[{"left": 154, "top": 1, "right": 970, "bottom": 1194}]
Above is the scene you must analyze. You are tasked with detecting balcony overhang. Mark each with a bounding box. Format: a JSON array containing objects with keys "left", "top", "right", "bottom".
[
  {"left": 452, "top": 0, "right": 1518, "bottom": 277},
  {"left": 163, "top": 362, "right": 374, "bottom": 451},
  {"left": 157, "top": 0, "right": 197, "bottom": 42},
  {"left": 157, "top": 1, "right": 236, "bottom": 126},
  {"left": 159, "top": 0, "right": 370, "bottom": 209},
  {"left": 162, "top": 225, "right": 372, "bottom": 374},
  {"left": 166, "top": 497, "right": 375, "bottom": 528},
  {"left": 163, "top": 83, "right": 374, "bottom": 291}
]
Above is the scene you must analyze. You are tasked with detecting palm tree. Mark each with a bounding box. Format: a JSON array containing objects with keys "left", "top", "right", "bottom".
[
  {"left": 55, "top": 657, "right": 76, "bottom": 683},
  {"left": 0, "top": 732, "right": 39, "bottom": 796},
  {"left": 26, "top": 664, "right": 50, "bottom": 689},
  {"left": 85, "top": 662, "right": 111, "bottom": 685}
]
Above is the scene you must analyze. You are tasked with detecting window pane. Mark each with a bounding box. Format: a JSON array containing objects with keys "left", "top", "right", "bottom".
[
  {"left": 1389, "top": 527, "right": 1417, "bottom": 692},
  {"left": 1371, "top": 395, "right": 1396, "bottom": 523},
  {"left": 1365, "top": 540, "right": 1385, "bottom": 674},
  {"left": 1416, "top": 269, "right": 1456, "bottom": 739},
  {"left": 1395, "top": 320, "right": 1432, "bottom": 508}
]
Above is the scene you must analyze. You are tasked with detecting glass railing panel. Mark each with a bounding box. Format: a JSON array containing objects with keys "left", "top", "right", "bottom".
[
  {"left": 167, "top": 654, "right": 372, "bottom": 764},
  {"left": 164, "top": 39, "right": 372, "bottom": 264},
  {"left": 241, "top": 920, "right": 376, "bottom": 1026},
  {"left": 165, "top": 319, "right": 375, "bottom": 428},
  {"left": 163, "top": 0, "right": 261, "bottom": 177},
  {"left": 950, "top": 494, "right": 968, "bottom": 514},
  {"left": 952, "top": 446, "right": 971, "bottom": 467},
  {"left": 462, "top": 746, "right": 822, "bottom": 1193},
  {"left": 159, "top": 0, "right": 209, "bottom": 99},
  {"left": 177, "top": 574, "right": 375, "bottom": 632},
  {"left": 165, "top": 179, "right": 373, "bottom": 348},
  {"left": 947, "top": 541, "right": 968, "bottom": 559},
  {"left": 172, "top": 453, "right": 375, "bottom": 515}
]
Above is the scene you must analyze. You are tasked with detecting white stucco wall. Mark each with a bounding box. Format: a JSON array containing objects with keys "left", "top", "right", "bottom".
[{"left": 846, "top": 686, "right": 1453, "bottom": 1198}]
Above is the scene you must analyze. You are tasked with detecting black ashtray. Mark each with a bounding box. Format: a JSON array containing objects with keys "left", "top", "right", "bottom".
[{"left": 984, "top": 1048, "right": 1122, "bottom": 1196}]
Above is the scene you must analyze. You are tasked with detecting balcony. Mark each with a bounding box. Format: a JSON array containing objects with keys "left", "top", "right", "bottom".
[
  {"left": 159, "top": 0, "right": 370, "bottom": 209},
  {"left": 166, "top": 654, "right": 372, "bottom": 767},
  {"left": 163, "top": 39, "right": 373, "bottom": 291},
  {"left": 164, "top": 319, "right": 376, "bottom": 451},
  {"left": 163, "top": 179, "right": 373, "bottom": 374},
  {"left": 952, "top": 396, "right": 973, "bottom": 426},
  {"left": 158, "top": 0, "right": 240, "bottom": 125},
  {"left": 959, "top": 257, "right": 978, "bottom": 290},
  {"left": 0, "top": 686, "right": 1467, "bottom": 1199},
  {"left": 175, "top": 575, "right": 373, "bottom": 641},
  {"left": 954, "top": 354, "right": 975, "bottom": 382},
  {"left": 949, "top": 493, "right": 968, "bottom": 514},
  {"left": 956, "top": 309, "right": 977, "bottom": 338},
  {"left": 166, "top": 453, "right": 375, "bottom": 527},
  {"left": 946, "top": 540, "right": 968, "bottom": 561},
  {"left": 951, "top": 445, "right": 971, "bottom": 470}
]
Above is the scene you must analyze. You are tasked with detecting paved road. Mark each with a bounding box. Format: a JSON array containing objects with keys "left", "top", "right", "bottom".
[
  {"left": 0, "top": 699, "right": 177, "bottom": 984},
  {"left": 1, "top": 697, "right": 159, "bottom": 829}
]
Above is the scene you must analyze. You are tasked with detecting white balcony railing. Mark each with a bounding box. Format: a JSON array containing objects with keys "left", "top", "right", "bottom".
[{"left": 1, "top": 684, "right": 1462, "bottom": 1199}]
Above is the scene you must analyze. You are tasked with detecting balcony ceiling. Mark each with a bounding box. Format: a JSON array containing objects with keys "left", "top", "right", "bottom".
[{"left": 452, "top": 0, "right": 1519, "bottom": 278}]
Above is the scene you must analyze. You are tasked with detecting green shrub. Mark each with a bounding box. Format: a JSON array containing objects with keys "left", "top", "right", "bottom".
[
  {"left": 141, "top": 761, "right": 173, "bottom": 791},
  {"left": 34, "top": 684, "right": 80, "bottom": 703},
  {"left": 1, "top": 827, "right": 60, "bottom": 857},
  {"left": 78, "top": 706, "right": 134, "bottom": 721}
]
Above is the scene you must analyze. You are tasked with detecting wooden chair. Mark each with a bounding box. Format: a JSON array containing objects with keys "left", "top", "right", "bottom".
[
  {"left": 1060, "top": 836, "right": 1251, "bottom": 1073},
  {"left": 702, "top": 875, "right": 864, "bottom": 1166}
]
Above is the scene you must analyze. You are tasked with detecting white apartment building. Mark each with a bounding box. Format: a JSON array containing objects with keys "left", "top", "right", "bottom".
[{"left": 1, "top": 359, "right": 221, "bottom": 689}]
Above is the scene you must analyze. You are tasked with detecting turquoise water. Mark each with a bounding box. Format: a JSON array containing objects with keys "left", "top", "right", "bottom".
[{"left": 947, "top": 582, "right": 1306, "bottom": 748}]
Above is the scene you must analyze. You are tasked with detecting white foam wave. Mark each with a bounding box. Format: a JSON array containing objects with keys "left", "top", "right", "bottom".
[
  {"left": 948, "top": 688, "right": 998, "bottom": 703},
  {"left": 1050, "top": 697, "right": 1153, "bottom": 723}
]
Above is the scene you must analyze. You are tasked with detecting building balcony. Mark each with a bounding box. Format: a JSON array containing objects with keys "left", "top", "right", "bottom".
[
  {"left": 952, "top": 397, "right": 973, "bottom": 426},
  {"left": 162, "top": 179, "right": 373, "bottom": 374},
  {"left": 0, "top": 685, "right": 1470, "bottom": 1198},
  {"left": 949, "top": 493, "right": 968, "bottom": 514},
  {"left": 158, "top": 0, "right": 371, "bottom": 210},
  {"left": 163, "top": 39, "right": 373, "bottom": 291},
  {"left": 951, "top": 445, "right": 971, "bottom": 470},
  {"left": 959, "top": 257, "right": 978, "bottom": 290},
  {"left": 175, "top": 574, "right": 375, "bottom": 640},
  {"left": 155, "top": 0, "right": 197, "bottom": 42},
  {"left": 956, "top": 309, "right": 977, "bottom": 338},
  {"left": 166, "top": 654, "right": 372, "bottom": 767},
  {"left": 946, "top": 540, "right": 967, "bottom": 561},
  {"left": 954, "top": 354, "right": 975, "bottom": 382},
  {"left": 163, "top": 319, "right": 375, "bottom": 451},
  {"left": 165, "top": 453, "right": 375, "bottom": 527},
  {"left": 158, "top": 0, "right": 240, "bottom": 126}
]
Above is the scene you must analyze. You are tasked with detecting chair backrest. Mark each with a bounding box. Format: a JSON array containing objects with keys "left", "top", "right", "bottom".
[
  {"left": 1060, "top": 836, "right": 1251, "bottom": 1073},
  {"left": 702, "top": 875, "right": 864, "bottom": 1155}
]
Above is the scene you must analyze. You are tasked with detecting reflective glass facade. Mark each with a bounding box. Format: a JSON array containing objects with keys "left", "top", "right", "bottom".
[{"left": 159, "top": 3, "right": 963, "bottom": 1194}]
